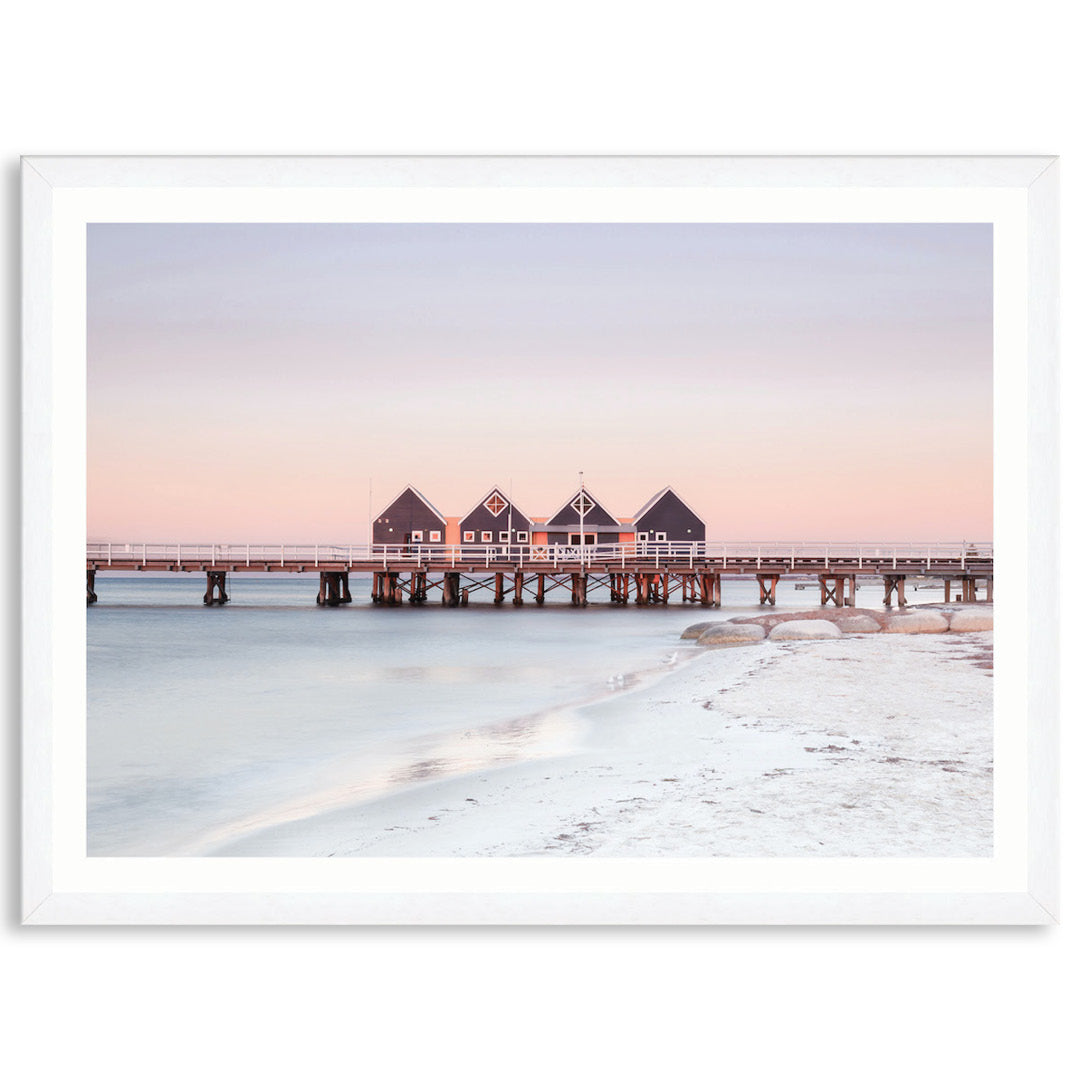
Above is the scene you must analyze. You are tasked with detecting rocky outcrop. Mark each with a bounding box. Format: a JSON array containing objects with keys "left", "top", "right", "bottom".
[
  {"left": 948, "top": 609, "right": 994, "bottom": 632},
  {"left": 680, "top": 621, "right": 723, "bottom": 640},
  {"left": 768, "top": 619, "right": 842, "bottom": 641},
  {"left": 697, "top": 623, "right": 767, "bottom": 646},
  {"left": 731, "top": 607, "right": 886, "bottom": 632},
  {"left": 835, "top": 614, "right": 882, "bottom": 634},
  {"left": 882, "top": 612, "right": 950, "bottom": 634}
]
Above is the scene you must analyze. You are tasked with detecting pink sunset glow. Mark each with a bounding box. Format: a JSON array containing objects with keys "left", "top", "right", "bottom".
[{"left": 87, "top": 224, "right": 992, "bottom": 542}]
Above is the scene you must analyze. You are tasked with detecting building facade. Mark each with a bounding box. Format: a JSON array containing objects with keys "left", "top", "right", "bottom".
[
  {"left": 458, "top": 486, "right": 532, "bottom": 546},
  {"left": 371, "top": 485, "right": 446, "bottom": 547},
  {"left": 632, "top": 487, "right": 706, "bottom": 543},
  {"left": 539, "top": 488, "right": 635, "bottom": 546}
]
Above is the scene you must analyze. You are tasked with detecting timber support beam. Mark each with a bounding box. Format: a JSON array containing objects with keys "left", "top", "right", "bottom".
[
  {"left": 818, "top": 574, "right": 845, "bottom": 607},
  {"left": 204, "top": 571, "right": 229, "bottom": 606},
  {"left": 883, "top": 574, "right": 906, "bottom": 607},
  {"left": 317, "top": 571, "right": 351, "bottom": 607},
  {"left": 443, "top": 572, "right": 461, "bottom": 607},
  {"left": 756, "top": 573, "right": 780, "bottom": 606},
  {"left": 87, "top": 568, "right": 97, "bottom": 605},
  {"left": 571, "top": 573, "right": 588, "bottom": 607}
]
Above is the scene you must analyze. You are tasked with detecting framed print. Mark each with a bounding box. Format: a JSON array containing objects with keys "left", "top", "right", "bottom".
[{"left": 21, "top": 155, "right": 1058, "bottom": 924}]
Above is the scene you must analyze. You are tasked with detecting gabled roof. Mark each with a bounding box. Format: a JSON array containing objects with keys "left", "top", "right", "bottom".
[
  {"left": 373, "top": 484, "right": 446, "bottom": 524},
  {"left": 632, "top": 486, "right": 706, "bottom": 526},
  {"left": 459, "top": 485, "right": 530, "bottom": 522},
  {"left": 545, "top": 486, "right": 619, "bottom": 527}
]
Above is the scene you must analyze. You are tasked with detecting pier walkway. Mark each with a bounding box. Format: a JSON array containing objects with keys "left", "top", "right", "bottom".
[{"left": 86, "top": 541, "right": 994, "bottom": 608}]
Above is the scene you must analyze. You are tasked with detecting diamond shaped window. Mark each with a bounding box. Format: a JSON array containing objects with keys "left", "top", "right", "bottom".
[
  {"left": 484, "top": 493, "right": 508, "bottom": 516},
  {"left": 570, "top": 492, "right": 595, "bottom": 516}
]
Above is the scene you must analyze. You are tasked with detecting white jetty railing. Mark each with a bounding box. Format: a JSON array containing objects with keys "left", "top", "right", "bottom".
[{"left": 86, "top": 540, "right": 994, "bottom": 571}]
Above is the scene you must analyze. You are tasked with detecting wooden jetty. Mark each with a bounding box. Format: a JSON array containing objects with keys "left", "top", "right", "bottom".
[{"left": 86, "top": 541, "right": 994, "bottom": 609}]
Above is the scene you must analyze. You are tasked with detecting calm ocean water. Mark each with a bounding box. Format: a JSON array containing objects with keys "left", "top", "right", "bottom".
[{"left": 87, "top": 571, "right": 949, "bottom": 855}]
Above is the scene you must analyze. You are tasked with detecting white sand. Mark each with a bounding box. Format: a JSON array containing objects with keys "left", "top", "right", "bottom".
[{"left": 213, "top": 626, "right": 993, "bottom": 858}]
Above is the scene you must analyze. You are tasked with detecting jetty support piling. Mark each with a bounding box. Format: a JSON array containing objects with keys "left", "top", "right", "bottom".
[
  {"left": 818, "top": 574, "right": 844, "bottom": 607},
  {"left": 883, "top": 574, "right": 907, "bottom": 607},
  {"left": 443, "top": 572, "right": 461, "bottom": 607},
  {"left": 203, "top": 571, "right": 229, "bottom": 606},
  {"left": 513, "top": 571, "right": 524, "bottom": 606},
  {"left": 699, "top": 573, "right": 711, "bottom": 606},
  {"left": 87, "top": 568, "right": 97, "bottom": 605},
  {"left": 756, "top": 573, "right": 780, "bottom": 606},
  {"left": 986, "top": 576, "right": 993, "bottom": 602},
  {"left": 535, "top": 573, "right": 546, "bottom": 605},
  {"left": 494, "top": 572, "right": 505, "bottom": 605},
  {"left": 461, "top": 588, "right": 469, "bottom": 607},
  {"left": 943, "top": 578, "right": 952, "bottom": 603},
  {"left": 610, "top": 573, "right": 620, "bottom": 602},
  {"left": 847, "top": 575, "right": 857, "bottom": 606},
  {"left": 571, "top": 573, "right": 587, "bottom": 607},
  {"left": 317, "top": 571, "right": 351, "bottom": 606},
  {"left": 409, "top": 571, "right": 427, "bottom": 604}
]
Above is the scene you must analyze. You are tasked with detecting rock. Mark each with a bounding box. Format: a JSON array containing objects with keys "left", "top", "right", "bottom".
[
  {"left": 882, "top": 612, "right": 950, "bottom": 634},
  {"left": 948, "top": 609, "right": 994, "bottom": 632},
  {"left": 732, "top": 607, "right": 886, "bottom": 632},
  {"left": 697, "top": 623, "right": 767, "bottom": 646},
  {"left": 680, "top": 621, "right": 723, "bottom": 640},
  {"left": 836, "top": 614, "right": 882, "bottom": 634},
  {"left": 768, "top": 619, "right": 842, "bottom": 641}
]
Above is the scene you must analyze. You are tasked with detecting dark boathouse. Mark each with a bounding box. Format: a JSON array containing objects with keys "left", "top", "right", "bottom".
[
  {"left": 372, "top": 485, "right": 446, "bottom": 547},
  {"left": 633, "top": 487, "right": 706, "bottom": 544},
  {"left": 543, "top": 487, "right": 628, "bottom": 546},
  {"left": 459, "top": 486, "right": 532, "bottom": 546}
]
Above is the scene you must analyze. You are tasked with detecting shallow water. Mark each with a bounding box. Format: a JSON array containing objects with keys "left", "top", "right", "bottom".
[{"left": 87, "top": 571, "right": 952, "bottom": 855}]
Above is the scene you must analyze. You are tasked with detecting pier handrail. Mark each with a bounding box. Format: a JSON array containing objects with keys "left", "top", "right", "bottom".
[{"left": 86, "top": 540, "right": 994, "bottom": 566}]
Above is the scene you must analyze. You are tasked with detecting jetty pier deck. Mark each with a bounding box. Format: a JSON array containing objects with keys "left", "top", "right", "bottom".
[{"left": 86, "top": 541, "right": 994, "bottom": 608}]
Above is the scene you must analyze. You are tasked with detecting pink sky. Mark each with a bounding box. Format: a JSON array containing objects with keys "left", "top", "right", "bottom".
[{"left": 87, "top": 223, "right": 992, "bottom": 542}]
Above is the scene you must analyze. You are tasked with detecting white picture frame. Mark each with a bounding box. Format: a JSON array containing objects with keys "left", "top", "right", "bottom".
[{"left": 22, "top": 155, "right": 1059, "bottom": 925}]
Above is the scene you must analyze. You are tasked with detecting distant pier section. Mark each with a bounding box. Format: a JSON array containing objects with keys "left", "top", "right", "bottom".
[{"left": 85, "top": 540, "right": 994, "bottom": 609}]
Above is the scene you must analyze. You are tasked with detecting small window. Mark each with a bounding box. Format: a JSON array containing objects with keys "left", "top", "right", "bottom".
[
  {"left": 637, "top": 532, "right": 649, "bottom": 542},
  {"left": 655, "top": 532, "right": 667, "bottom": 542},
  {"left": 516, "top": 531, "right": 529, "bottom": 543},
  {"left": 481, "top": 531, "right": 493, "bottom": 543},
  {"left": 411, "top": 530, "right": 424, "bottom": 543},
  {"left": 429, "top": 531, "right": 441, "bottom": 543},
  {"left": 498, "top": 531, "right": 510, "bottom": 542},
  {"left": 463, "top": 531, "right": 475, "bottom": 542}
]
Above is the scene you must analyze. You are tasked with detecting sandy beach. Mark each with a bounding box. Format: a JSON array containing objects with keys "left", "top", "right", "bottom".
[{"left": 212, "top": 613, "right": 993, "bottom": 858}]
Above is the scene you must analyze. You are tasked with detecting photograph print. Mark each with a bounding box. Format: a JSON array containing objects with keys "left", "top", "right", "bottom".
[{"left": 85, "top": 220, "right": 994, "bottom": 859}]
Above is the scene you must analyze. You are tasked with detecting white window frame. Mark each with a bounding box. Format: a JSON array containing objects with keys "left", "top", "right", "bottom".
[
  {"left": 637, "top": 532, "right": 649, "bottom": 542},
  {"left": 429, "top": 530, "right": 441, "bottom": 543},
  {"left": 655, "top": 532, "right": 667, "bottom": 542},
  {"left": 463, "top": 530, "right": 475, "bottom": 543},
  {"left": 411, "top": 530, "right": 424, "bottom": 543},
  {"left": 498, "top": 531, "right": 510, "bottom": 542},
  {"left": 481, "top": 531, "right": 493, "bottom": 543},
  {"left": 516, "top": 531, "right": 529, "bottom": 543}
]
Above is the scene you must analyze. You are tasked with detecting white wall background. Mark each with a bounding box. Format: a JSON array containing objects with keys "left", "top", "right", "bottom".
[{"left": 2, "top": 3, "right": 1074, "bottom": 1077}]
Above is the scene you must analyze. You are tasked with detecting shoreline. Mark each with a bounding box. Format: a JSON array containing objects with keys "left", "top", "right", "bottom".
[
  {"left": 197, "top": 637, "right": 705, "bottom": 856},
  {"left": 209, "top": 615, "right": 993, "bottom": 858}
]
